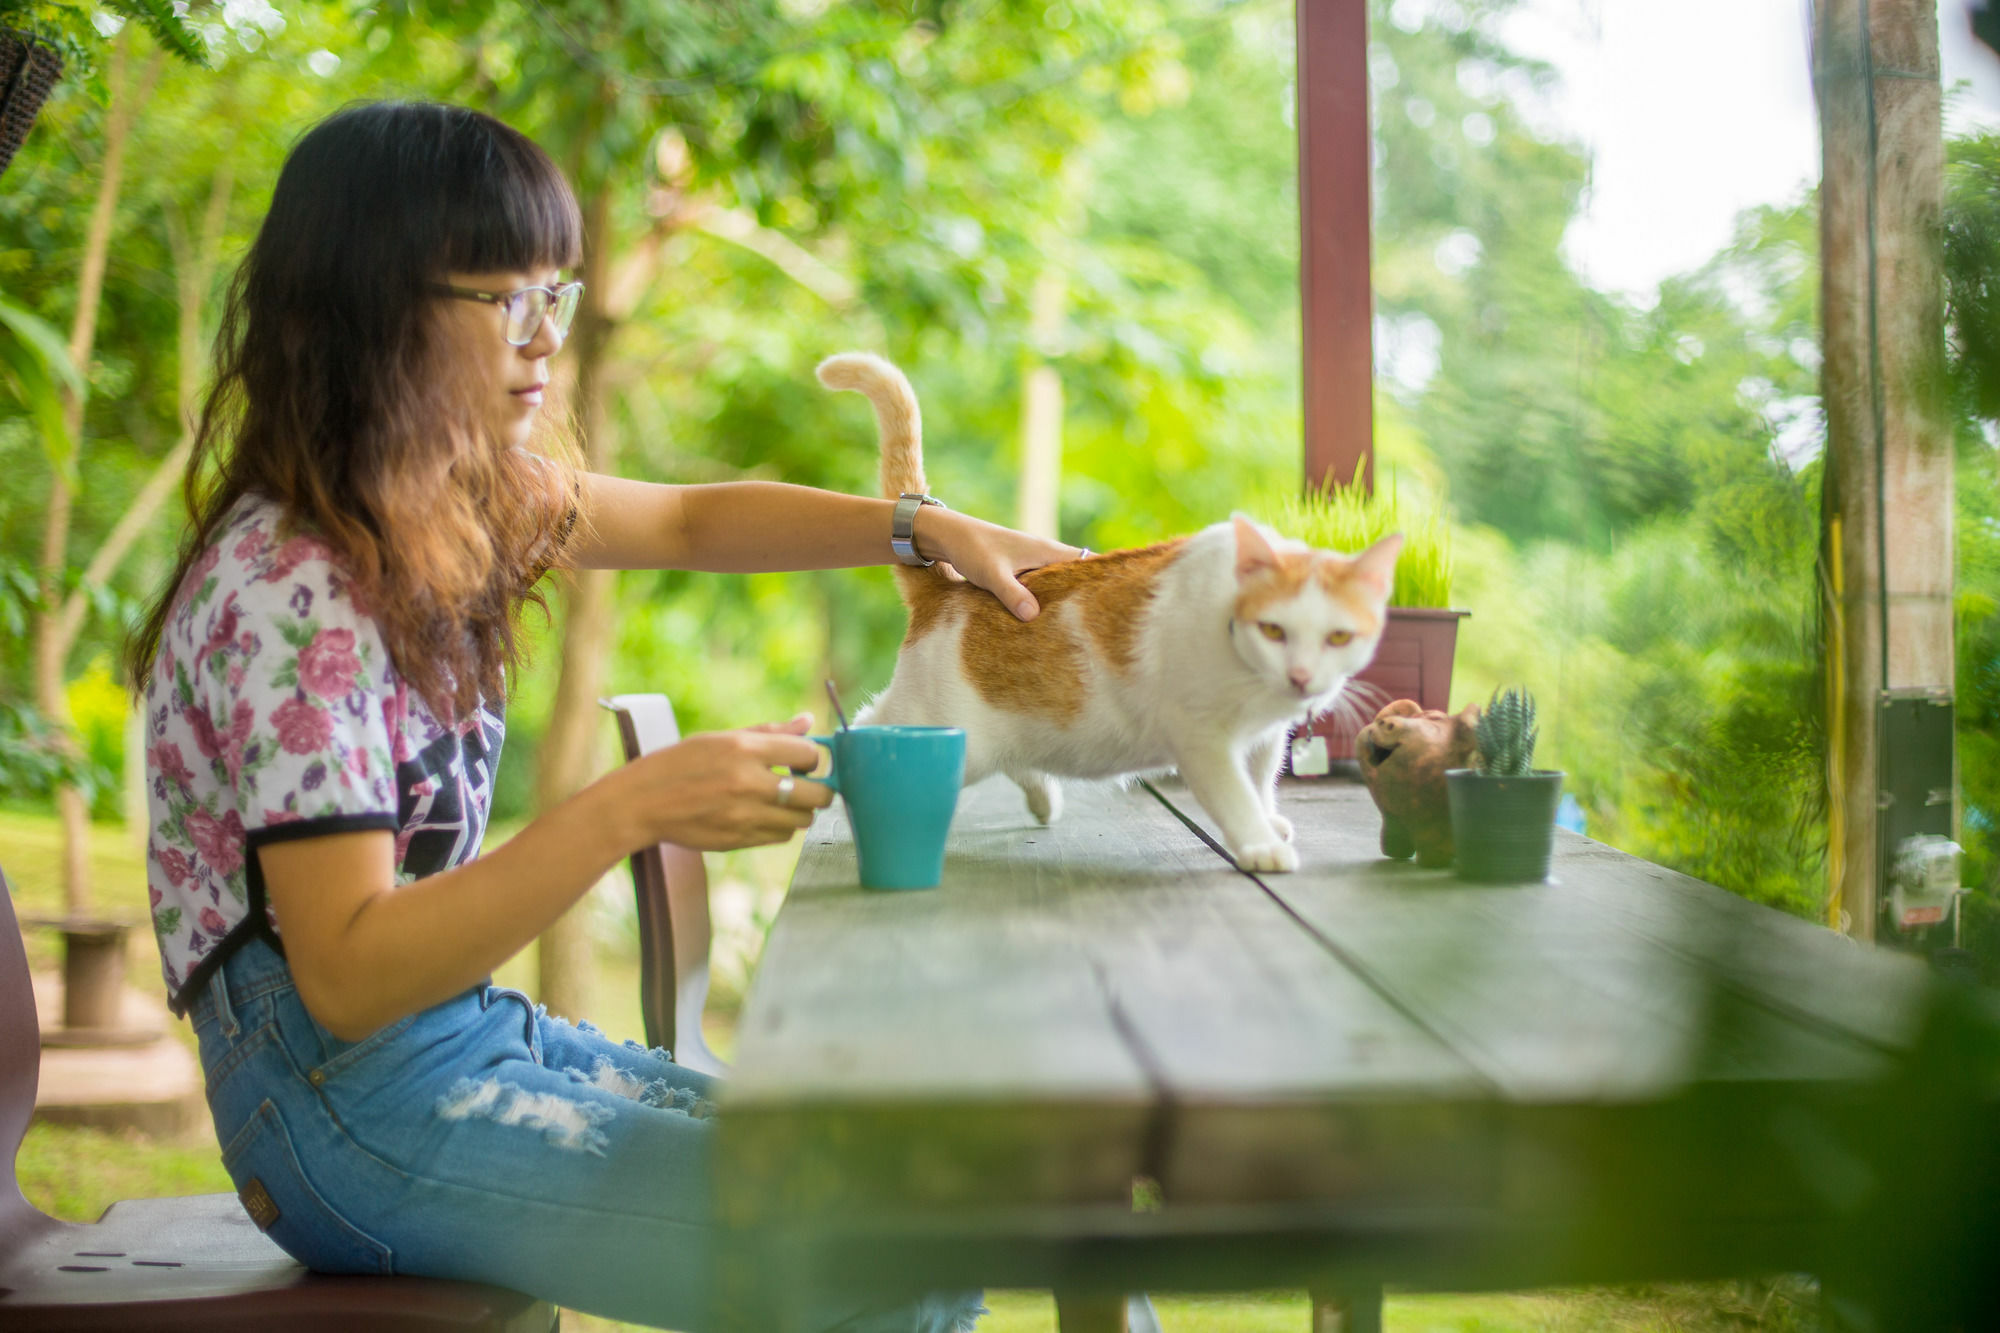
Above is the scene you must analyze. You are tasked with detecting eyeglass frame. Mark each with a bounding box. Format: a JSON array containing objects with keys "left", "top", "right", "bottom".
[{"left": 429, "top": 280, "right": 585, "bottom": 347}]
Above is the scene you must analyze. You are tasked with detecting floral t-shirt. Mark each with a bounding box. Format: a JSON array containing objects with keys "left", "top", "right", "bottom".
[{"left": 143, "top": 495, "right": 504, "bottom": 1014}]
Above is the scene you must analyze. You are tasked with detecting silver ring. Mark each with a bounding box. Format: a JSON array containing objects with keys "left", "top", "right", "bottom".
[
  {"left": 1077, "top": 547, "right": 1092, "bottom": 559},
  {"left": 775, "top": 775, "right": 796, "bottom": 807}
]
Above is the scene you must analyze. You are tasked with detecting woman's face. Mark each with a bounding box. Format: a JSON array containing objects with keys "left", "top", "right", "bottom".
[{"left": 435, "top": 267, "right": 568, "bottom": 450}]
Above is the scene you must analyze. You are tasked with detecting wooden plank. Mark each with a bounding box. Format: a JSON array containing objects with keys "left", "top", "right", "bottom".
[
  {"left": 1158, "top": 781, "right": 1919, "bottom": 1099},
  {"left": 723, "top": 778, "right": 1486, "bottom": 1215}
]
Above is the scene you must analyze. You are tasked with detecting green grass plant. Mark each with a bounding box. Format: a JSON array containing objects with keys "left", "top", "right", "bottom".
[{"left": 1264, "top": 475, "right": 1455, "bottom": 609}]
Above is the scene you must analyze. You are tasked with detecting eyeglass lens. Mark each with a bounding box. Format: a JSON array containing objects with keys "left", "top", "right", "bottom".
[{"left": 503, "top": 285, "right": 581, "bottom": 346}]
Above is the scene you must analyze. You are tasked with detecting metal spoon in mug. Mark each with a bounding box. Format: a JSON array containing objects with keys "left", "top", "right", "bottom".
[{"left": 825, "top": 678, "right": 851, "bottom": 732}]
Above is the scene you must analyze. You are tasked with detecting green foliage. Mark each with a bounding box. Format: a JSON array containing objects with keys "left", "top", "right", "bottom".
[
  {"left": 0, "top": 293, "right": 80, "bottom": 482},
  {"left": 1264, "top": 473, "right": 1453, "bottom": 608},
  {"left": 0, "top": 0, "right": 209, "bottom": 74},
  {"left": 1474, "top": 686, "right": 1537, "bottom": 777},
  {"left": 1945, "top": 133, "right": 2000, "bottom": 422}
]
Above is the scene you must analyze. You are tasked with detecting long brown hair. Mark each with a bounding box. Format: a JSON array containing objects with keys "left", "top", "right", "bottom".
[{"left": 128, "top": 102, "right": 584, "bottom": 720}]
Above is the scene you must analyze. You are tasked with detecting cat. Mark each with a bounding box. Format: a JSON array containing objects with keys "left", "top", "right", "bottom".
[{"left": 817, "top": 351, "right": 1401, "bottom": 873}]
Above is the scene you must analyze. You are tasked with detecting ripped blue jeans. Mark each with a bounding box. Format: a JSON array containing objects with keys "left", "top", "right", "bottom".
[{"left": 189, "top": 938, "right": 982, "bottom": 1332}]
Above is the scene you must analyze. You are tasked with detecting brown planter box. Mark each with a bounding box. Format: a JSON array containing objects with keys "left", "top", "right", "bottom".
[
  {"left": 1292, "top": 607, "right": 1469, "bottom": 771},
  {"left": 0, "top": 30, "right": 64, "bottom": 178}
]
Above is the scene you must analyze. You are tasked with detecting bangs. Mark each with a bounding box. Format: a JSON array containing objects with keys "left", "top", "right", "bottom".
[{"left": 435, "top": 111, "right": 584, "bottom": 276}]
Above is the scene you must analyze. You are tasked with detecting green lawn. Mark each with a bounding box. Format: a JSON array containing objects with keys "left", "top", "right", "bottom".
[{"left": 7, "top": 808, "right": 1815, "bottom": 1330}]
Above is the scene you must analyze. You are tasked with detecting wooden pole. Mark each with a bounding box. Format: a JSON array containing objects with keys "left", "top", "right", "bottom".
[
  {"left": 1815, "top": 0, "right": 1954, "bottom": 941},
  {"left": 1296, "top": 0, "right": 1374, "bottom": 493}
]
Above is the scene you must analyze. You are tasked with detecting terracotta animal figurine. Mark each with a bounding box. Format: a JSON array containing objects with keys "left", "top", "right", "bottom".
[
  {"left": 819, "top": 351, "right": 1401, "bottom": 873},
  {"left": 1354, "top": 698, "right": 1481, "bottom": 867}
]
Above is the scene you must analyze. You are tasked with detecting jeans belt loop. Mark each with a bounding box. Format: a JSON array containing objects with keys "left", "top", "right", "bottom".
[{"left": 211, "top": 966, "right": 241, "bottom": 1039}]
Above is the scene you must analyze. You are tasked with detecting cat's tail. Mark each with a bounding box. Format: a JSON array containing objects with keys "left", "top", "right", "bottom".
[{"left": 815, "top": 352, "right": 927, "bottom": 500}]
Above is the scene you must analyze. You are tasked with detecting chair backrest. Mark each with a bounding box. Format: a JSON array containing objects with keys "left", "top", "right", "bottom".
[
  {"left": 599, "top": 696, "right": 726, "bottom": 1075},
  {"left": 1, "top": 865, "right": 54, "bottom": 1252}
]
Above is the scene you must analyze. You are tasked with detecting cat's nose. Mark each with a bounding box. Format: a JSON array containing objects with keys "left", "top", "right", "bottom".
[{"left": 1288, "top": 667, "right": 1313, "bottom": 691}]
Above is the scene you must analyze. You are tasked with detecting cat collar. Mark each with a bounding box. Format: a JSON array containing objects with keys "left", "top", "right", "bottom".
[{"left": 892, "top": 493, "right": 948, "bottom": 566}]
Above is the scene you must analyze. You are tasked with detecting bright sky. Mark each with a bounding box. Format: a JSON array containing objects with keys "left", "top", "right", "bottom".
[{"left": 1499, "top": 0, "right": 2000, "bottom": 303}]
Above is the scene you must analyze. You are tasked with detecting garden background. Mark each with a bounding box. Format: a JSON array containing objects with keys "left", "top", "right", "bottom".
[{"left": 3, "top": 0, "right": 1997, "bottom": 1328}]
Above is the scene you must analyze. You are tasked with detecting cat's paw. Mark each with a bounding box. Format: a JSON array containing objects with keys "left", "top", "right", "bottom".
[
  {"left": 1233, "top": 840, "right": 1299, "bottom": 873},
  {"left": 1019, "top": 775, "right": 1063, "bottom": 826},
  {"left": 1267, "top": 812, "right": 1294, "bottom": 842}
]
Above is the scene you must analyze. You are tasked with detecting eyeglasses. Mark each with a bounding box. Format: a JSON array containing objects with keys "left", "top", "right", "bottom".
[{"left": 431, "top": 280, "right": 584, "bottom": 347}]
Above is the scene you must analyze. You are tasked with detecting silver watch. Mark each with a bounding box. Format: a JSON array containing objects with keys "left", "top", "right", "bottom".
[{"left": 891, "top": 493, "right": 948, "bottom": 566}]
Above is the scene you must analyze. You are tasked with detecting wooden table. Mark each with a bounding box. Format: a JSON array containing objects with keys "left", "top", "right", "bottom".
[{"left": 714, "top": 776, "right": 1991, "bottom": 1331}]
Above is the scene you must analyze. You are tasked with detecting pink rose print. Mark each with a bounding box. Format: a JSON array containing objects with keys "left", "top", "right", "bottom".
[
  {"left": 199, "top": 906, "right": 229, "bottom": 936},
  {"left": 298, "top": 628, "right": 361, "bottom": 700},
  {"left": 151, "top": 742, "right": 195, "bottom": 789},
  {"left": 272, "top": 697, "right": 335, "bottom": 755},
  {"left": 156, "top": 846, "right": 193, "bottom": 888},
  {"left": 200, "top": 592, "right": 242, "bottom": 663},
  {"left": 149, "top": 885, "right": 162, "bottom": 909},
  {"left": 187, "top": 543, "right": 220, "bottom": 589},
  {"left": 227, "top": 664, "right": 246, "bottom": 691},
  {"left": 261, "top": 809, "right": 304, "bottom": 826},
  {"left": 234, "top": 529, "right": 268, "bottom": 563},
  {"left": 185, "top": 700, "right": 226, "bottom": 761},
  {"left": 222, "top": 698, "right": 256, "bottom": 786},
  {"left": 185, "top": 807, "right": 246, "bottom": 876},
  {"left": 262, "top": 534, "right": 334, "bottom": 584},
  {"left": 385, "top": 679, "right": 413, "bottom": 763}
]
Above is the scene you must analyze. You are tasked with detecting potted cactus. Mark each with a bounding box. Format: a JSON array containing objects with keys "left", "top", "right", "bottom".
[{"left": 1446, "top": 686, "right": 1565, "bottom": 883}]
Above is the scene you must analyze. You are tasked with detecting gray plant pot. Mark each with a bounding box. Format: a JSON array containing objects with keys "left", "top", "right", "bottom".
[{"left": 1446, "top": 768, "right": 1565, "bottom": 883}]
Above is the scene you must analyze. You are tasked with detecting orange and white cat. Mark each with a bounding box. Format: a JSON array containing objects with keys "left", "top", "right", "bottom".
[{"left": 819, "top": 352, "right": 1400, "bottom": 873}]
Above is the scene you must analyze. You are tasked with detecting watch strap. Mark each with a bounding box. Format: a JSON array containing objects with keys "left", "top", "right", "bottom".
[{"left": 891, "top": 493, "right": 947, "bottom": 566}]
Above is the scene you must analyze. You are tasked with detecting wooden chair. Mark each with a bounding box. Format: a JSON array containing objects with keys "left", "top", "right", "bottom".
[
  {"left": 599, "top": 694, "right": 727, "bottom": 1075},
  {"left": 0, "top": 866, "right": 556, "bottom": 1332}
]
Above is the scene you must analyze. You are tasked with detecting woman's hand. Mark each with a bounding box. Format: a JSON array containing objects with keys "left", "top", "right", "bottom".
[
  {"left": 608, "top": 712, "right": 833, "bottom": 852},
  {"left": 915, "top": 508, "right": 1085, "bottom": 621}
]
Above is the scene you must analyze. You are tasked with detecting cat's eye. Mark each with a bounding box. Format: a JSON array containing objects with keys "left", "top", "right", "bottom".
[
  {"left": 1258, "top": 622, "right": 1286, "bottom": 643},
  {"left": 1326, "top": 630, "right": 1354, "bottom": 647}
]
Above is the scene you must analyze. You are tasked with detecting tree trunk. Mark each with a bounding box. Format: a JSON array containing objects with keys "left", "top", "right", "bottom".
[
  {"left": 35, "top": 34, "right": 161, "bottom": 919},
  {"left": 1816, "top": 0, "right": 1952, "bottom": 940},
  {"left": 534, "top": 184, "right": 621, "bottom": 1021}
]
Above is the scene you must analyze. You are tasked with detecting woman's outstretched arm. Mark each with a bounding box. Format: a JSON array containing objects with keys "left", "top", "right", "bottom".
[{"left": 570, "top": 473, "right": 1080, "bottom": 621}]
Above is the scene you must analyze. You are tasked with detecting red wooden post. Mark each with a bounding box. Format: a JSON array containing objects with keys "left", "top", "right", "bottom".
[{"left": 1297, "top": 0, "right": 1375, "bottom": 493}]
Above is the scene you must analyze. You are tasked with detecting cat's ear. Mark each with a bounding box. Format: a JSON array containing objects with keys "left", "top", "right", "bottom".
[
  {"left": 1351, "top": 532, "right": 1405, "bottom": 598},
  {"left": 1232, "top": 515, "right": 1281, "bottom": 579},
  {"left": 1451, "top": 703, "right": 1481, "bottom": 743}
]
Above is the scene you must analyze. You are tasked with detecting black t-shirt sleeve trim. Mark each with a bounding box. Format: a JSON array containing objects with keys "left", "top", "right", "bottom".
[
  {"left": 245, "top": 812, "right": 400, "bottom": 850},
  {"left": 169, "top": 811, "right": 399, "bottom": 1017}
]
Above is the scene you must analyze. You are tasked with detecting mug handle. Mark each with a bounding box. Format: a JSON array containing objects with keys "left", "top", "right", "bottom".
[{"left": 803, "top": 735, "right": 839, "bottom": 793}]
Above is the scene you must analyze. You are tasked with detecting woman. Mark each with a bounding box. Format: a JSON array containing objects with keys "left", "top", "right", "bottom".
[{"left": 127, "top": 101, "right": 1071, "bottom": 1331}]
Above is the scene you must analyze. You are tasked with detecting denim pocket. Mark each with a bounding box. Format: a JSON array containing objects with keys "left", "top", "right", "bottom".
[
  {"left": 305, "top": 1009, "right": 422, "bottom": 1079},
  {"left": 221, "top": 1099, "right": 395, "bottom": 1275}
]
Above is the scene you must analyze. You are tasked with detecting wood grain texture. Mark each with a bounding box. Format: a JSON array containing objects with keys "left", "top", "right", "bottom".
[{"left": 716, "top": 773, "right": 1956, "bottom": 1329}]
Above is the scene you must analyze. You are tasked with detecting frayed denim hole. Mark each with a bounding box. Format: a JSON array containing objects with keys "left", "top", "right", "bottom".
[
  {"left": 567, "top": 1058, "right": 714, "bottom": 1117},
  {"left": 622, "top": 1036, "right": 675, "bottom": 1062},
  {"left": 665, "top": 1085, "right": 717, "bottom": 1120},
  {"left": 433, "top": 1075, "right": 614, "bottom": 1156}
]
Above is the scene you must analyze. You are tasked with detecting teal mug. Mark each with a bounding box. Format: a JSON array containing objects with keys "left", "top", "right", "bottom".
[{"left": 805, "top": 725, "right": 967, "bottom": 890}]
